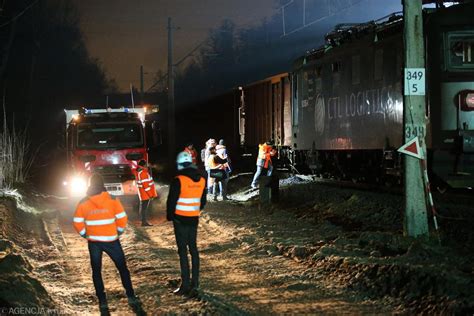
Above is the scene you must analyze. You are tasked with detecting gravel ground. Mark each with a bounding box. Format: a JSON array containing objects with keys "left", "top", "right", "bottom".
[{"left": 0, "top": 174, "right": 473, "bottom": 314}]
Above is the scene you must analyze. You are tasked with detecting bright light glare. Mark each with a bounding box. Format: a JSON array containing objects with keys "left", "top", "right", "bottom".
[{"left": 70, "top": 176, "right": 87, "bottom": 197}]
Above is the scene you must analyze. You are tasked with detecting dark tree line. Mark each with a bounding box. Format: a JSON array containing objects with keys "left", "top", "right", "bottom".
[
  {"left": 170, "top": 0, "right": 394, "bottom": 107},
  {"left": 169, "top": 0, "right": 330, "bottom": 107},
  {"left": 0, "top": 0, "right": 114, "bottom": 187},
  {"left": 0, "top": 0, "right": 114, "bottom": 132}
]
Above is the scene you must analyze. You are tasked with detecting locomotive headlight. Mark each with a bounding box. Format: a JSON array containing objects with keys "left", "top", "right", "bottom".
[
  {"left": 70, "top": 176, "right": 87, "bottom": 196},
  {"left": 465, "top": 93, "right": 474, "bottom": 109},
  {"left": 457, "top": 90, "right": 474, "bottom": 111}
]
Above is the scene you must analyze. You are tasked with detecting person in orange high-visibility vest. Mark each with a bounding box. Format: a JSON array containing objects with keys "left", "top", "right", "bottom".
[
  {"left": 167, "top": 151, "right": 207, "bottom": 297},
  {"left": 136, "top": 159, "right": 158, "bottom": 227},
  {"left": 250, "top": 140, "right": 277, "bottom": 189},
  {"left": 183, "top": 142, "right": 198, "bottom": 166},
  {"left": 73, "top": 174, "right": 140, "bottom": 313}
]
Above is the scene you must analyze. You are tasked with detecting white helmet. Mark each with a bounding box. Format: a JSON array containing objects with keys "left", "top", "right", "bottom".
[{"left": 176, "top": 151, "right": 193, "bottom": 169}]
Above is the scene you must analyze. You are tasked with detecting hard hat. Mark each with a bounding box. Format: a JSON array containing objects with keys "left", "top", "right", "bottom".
[{"left": 176, "top": 151, "right": 193, "bottom": 165}]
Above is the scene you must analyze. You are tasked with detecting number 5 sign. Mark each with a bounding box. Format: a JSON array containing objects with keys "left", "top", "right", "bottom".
[{"left": 404, "top": 68, "right": 425, "bottom": 96}]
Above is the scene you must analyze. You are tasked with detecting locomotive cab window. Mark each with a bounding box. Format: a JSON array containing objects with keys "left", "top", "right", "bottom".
[{"left": 445, "top": 32, "right": 474, "bottom": 70}]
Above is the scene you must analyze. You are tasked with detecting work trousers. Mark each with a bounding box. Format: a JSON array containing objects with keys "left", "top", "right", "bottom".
[
  {"left": 139, "top": 199, "right": 151, "bottom": 224},
  {"left": 205, "top": 167, "right": 211, "bottom": 191},
  {"left": 173, "top": 220, "right": 199, "bottom": 288},
  {"left": 217, "top": 175, "right": 229, "bottom": 198},
  {"left": 251, "top": 164, "right": 273, "bottom": 187},
  {"left": 88, "top": 240, "right": 135, "bottom": 303}
]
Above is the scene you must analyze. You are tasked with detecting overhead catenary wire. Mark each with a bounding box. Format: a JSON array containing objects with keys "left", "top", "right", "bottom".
[
  {"left": 146, "top": 37, "right": 211, "bottom": 92},
  {"left": 280, "top": 0, "right": 366, "bottom": 37}
]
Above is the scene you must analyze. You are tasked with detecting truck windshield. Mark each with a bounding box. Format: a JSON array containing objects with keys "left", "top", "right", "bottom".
[{"left": 77, "top": 123, "right": 143, "bottom": 149}]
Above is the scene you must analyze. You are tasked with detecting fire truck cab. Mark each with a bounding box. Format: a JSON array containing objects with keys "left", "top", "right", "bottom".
[{"left": 63, "top": 106, "right": 159, "bottom": 201}]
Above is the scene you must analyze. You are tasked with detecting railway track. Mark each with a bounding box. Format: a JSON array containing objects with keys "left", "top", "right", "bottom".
[{"left": 277, "top": 172, "right": 473, "bottom": 201}]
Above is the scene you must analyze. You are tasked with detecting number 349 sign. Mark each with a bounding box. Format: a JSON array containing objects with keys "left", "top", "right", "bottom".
[{"left": 404, "top": 68, "right": 425, "bottom": 96}]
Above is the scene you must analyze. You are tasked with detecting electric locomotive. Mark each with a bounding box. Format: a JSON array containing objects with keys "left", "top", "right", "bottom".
[{"left": 291, "top": 3, "right": 474, "bottom": 187}]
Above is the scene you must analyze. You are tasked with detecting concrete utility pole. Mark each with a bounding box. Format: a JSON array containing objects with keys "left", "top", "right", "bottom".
[
  {"left": 403, "top": 0, "right": 429, "bottom": 237},
  {"left": 140, "top": 65, "right": 144, "bottom": 105},
  {"left": 167, "top": 17, "right": 176, "bottom": 171}
]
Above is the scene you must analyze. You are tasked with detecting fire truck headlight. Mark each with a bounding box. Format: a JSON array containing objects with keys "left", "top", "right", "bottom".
[{"left": 70, "top": 176, "right": 87, "bottom": 196}]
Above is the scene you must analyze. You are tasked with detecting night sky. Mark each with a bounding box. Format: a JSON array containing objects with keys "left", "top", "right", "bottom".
[
  {"left": 73, "top": 0, "right": 402, "bottom": 92},
  {"left": 73, "top": 0, "right": 277, "bottom": 92}
]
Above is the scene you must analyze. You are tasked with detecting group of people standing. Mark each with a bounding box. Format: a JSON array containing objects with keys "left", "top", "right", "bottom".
[
  {"left": 71, "top": 139, "right": 277, "bottom": 314},
  {"left": 183, "top": 138, "right": 231, "bottom": 201},
  {"left": 203, "top": 138, "right": 231, "bottom": 201}
]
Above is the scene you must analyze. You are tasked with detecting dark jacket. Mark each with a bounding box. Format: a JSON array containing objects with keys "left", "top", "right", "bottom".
[{"left": 166, "top": 167, "right": 207, "bottom": 225}]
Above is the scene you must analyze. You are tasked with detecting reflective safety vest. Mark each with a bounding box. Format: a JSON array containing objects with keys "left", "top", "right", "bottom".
[
  {"left": 257, "top": 144, "right": 272, "bottom": 168},
  {"left": 136, "top": 168, "right": 158, "bottom": 201},
  {"left": 73, "top": 191, "right": 127, "bottom": 242},
  {"left": 175, "top": 175, "right": 206, "bottom": 217}
]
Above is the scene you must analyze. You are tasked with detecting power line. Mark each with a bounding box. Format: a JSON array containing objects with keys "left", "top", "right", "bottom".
[
  {"left": 145, "top": 37, "right": 210, "bottom": 92},
  {"left": 0, "top": 0, "right": 39, "bottom": 29},
  {"left": 280, "top": 0, "right": 365, "bottom": 37},
  {"left": 173, "top": 38, "right": 208, "bottom": 67},
  {"left": 146, "top": 73, "right": 167, "bottom": 92}
]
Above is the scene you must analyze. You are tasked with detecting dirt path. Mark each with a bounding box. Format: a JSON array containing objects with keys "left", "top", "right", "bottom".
[{"left": 39, "top": 195, "right": 398, "bottom": 315}]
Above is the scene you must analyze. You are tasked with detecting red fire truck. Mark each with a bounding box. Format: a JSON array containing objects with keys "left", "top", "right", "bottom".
[{"left": 63, "top": 106, "right": 159, "bottom": 203}]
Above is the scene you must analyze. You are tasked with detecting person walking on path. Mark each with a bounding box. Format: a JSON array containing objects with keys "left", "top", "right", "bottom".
[
  {"left": 73, "top": 174, "right": 141, "bottom": 314},
  {"left": 166, "top": 151, "right": 207, "bottom": 297},
  {"left": 251, "top": 141, "right": 277, "bottom": 189},
  {"left": 135, "top": 159, "right": 158, "bottom": 226}
]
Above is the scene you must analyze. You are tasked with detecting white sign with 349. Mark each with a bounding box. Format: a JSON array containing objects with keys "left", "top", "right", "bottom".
[{"left": 404, "top": 68, "right": 425, "bottom": 96}]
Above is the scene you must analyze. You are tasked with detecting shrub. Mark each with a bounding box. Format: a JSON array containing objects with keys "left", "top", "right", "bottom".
[{"left": 0, "top": 108, "right": 35, "bottom": 190}]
